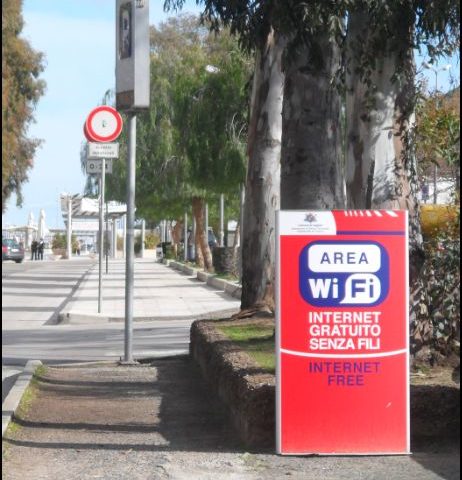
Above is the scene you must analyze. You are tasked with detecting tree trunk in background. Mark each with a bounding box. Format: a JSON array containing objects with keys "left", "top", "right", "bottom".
[
  {"left": 241, "top": 29, "right": 286, "bottom": 312},
  {"left": 345, "top": 10, "right": 423, "bottom": 281},
  {"left": 192, "top": 196, "right": 213, "bottom": 271},
  {"left": 281, "top": 33, "right": 345, "bottom": 210},
  {"left": 171, "top": 219, "right": 183, "bottom": 259}
]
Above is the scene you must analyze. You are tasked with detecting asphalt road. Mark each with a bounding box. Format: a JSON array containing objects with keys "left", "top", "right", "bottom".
[{"left": 2, "top": 258, "right": 193, "bottom": 397}]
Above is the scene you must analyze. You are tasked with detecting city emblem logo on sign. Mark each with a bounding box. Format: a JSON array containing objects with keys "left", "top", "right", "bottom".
[{"left": 299, "top": 240, "right": 389, "bottom": 307}]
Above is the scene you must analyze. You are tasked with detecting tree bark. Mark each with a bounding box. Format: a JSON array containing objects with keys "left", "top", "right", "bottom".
[
  {"left": 192, "top": 196, "right": 213, "bottom": 271},
  {"left": 345, "top": 10, "right": 423, "bottom": 280},
  {"left": 280, "top": 33, "right": 345, "bottom": 210},
  {"left": 171, "top": 219, "right": 183, "bottom": 259},
  {"left": 241, "top": 29, "right": 286, "bottom": 311}
]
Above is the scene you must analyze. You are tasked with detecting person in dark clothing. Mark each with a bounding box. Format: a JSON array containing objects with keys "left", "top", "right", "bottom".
[
  {"left": 38, "top": 238, "right": 45, "bottom": 260},
  {"left": 31, "top": 240, "right": 38, "bottom": 260}
]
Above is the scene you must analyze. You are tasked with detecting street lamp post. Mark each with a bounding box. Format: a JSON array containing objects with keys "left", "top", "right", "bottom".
[{"left": 422, "top": 62, "right": 452, "bottom": 204}]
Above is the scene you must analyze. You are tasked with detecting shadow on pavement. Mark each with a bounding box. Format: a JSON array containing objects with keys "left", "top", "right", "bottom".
[{"left": 4, "top": 356, "right": 244, "bottom": 454}]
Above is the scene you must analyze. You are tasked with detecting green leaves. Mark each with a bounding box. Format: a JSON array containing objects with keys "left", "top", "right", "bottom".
[
  {"left": 2, "top": 0, "right": 46, "bottom": 212},
  {"left": 104, "top": 16, "right": 250, "bottom": 224}
]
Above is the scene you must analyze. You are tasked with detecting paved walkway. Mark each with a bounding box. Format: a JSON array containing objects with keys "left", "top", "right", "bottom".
[
  {"left": 3, "top": 360, "right": 460, "bottom": 480},
  {"left": 60, "top": 259, "right": 240, "bottom": 323}
]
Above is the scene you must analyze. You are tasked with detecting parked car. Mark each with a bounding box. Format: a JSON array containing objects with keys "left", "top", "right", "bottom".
[{"left": 2, "top": 238, "right": 25, "bottom": 263}]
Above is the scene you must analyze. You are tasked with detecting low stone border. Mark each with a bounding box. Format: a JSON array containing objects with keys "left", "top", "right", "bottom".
[
  {"left": 2, "top": 360, "right": 42, "bottom": 437},
  {"left": 190, "top": 319, "right": 275, "bottom": 449},
  {"left": 166, "top": 260, "right": 242, "bottom": 300},
  {"left": 190, "top": 319, "right": 460, "bottom": 449}
]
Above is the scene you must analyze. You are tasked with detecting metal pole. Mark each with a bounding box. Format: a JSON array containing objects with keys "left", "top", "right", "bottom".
[
  {"left": 184, "top": 211, "right": 188, "bottom": 262},
  {"left": 105, "top": 201, "right": 109, "bottom": 274},
  {"left": 98, "top": 160, "right": 106, "bottom": 314},
  {"left": 112, "top": 218, "right": 117, "bottom": 259},
  {"left": 141, "top": 219, "right": 145, "bottom": 258},
  {"left": 123, "top": 214, "right": 127, "bottom": 259},
  {"left": 219, "top": 193, "right": 225, "bottom": 247},
  {"left": 124, "top": 114, "right": 136, "bottom": 363},
  {"left": 67, "top": 196, "right": 72, "bottom": 260}
]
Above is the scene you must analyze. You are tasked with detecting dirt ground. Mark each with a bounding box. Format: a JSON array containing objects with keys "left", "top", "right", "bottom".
[{"left": 2, "top": 356, "right": 460, "bottom": 480}]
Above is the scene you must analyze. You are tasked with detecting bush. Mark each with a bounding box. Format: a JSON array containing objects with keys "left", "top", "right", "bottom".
[
  {"left": 411, "top": 222, "right": 460, "bottom": 362},
  {"left": 52, "top": 233, "right": 78, "bottom": 252},
  {"left": 144, "top": 232, "right": 160, "bottom": 249},
  {"left": 52, "top": 233, "right": 66, "bottom": 250}
]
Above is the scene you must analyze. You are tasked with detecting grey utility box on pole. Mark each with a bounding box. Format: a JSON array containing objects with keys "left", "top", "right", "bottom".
[
  {"left": 115, "top": 0, "right": 150, "bottom": 111},
  {"left": 115, "top": 0, "right": 150, "bottom": 364}
]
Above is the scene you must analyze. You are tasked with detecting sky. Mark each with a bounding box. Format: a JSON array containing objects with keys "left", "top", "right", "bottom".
[
  {"left": 3, "top": 0, "right": 201, "bottom": 229},
  {"left": 2, "top": 1, "right": 460, "bottom": 229}
]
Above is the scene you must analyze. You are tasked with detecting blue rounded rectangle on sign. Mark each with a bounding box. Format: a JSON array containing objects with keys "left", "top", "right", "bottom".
[{"left": 299, "top": 240, "right": 389, "bottom": 307}]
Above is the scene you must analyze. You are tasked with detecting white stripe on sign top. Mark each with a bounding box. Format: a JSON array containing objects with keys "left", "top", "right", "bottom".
[
  {"left": 386, "top": 210, "right": 399, "bottom": 217},
  {"left": 366, "top": 211, "right": 372, "bottom": 217},
  {"left": 374, "top": 211, "right": 383, "bottom": 217}
]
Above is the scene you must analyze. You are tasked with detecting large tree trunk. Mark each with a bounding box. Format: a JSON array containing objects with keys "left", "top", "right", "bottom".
[
  {"left": 241, "top": 29, "right": 286, "bottom": 312},
  {"left": 345, "top": 10, "right": 423, "bottom": 281},
  {"left": 280, "top": 33, "right": 345, "bottom": 209},
  {"left": 192, "top": 196, "right": 213, "bottom": 272}
]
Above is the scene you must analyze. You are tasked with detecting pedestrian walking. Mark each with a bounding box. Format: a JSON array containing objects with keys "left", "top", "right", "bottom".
[
  {"left": 31, "top": 239, "right": 38, "bottom": 260},
  {"left": 38, "top": 238, "right": 45, "bottom": 260}
]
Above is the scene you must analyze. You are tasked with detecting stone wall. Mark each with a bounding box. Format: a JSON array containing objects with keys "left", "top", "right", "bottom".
[
  {"left": 190, "top": 319, "right": 460, "bottom": 450},
  {"left": 190, "top": 320, "right": 275, "bottom": 449}
]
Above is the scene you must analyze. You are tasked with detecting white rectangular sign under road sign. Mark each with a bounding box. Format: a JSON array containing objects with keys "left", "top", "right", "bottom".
[
  {"left": 87, "top": 142, "right": 119, "bottom": 159},
  {"left": 86, "top": 159, "right": 113, "bottom": 175}
]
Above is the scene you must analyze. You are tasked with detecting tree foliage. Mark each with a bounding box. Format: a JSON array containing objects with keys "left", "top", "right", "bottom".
[
  {"left": 172, "top": 28, "right": 251, "bottom": 194},
  {"left": 2, "top": 0, "right": 46, "bottom": 212},
  {"left": 415, "top": 87, "right": 460, "bottom": 198},
  {"left": 104, "top": 15, "right": 250, "bottom": 225}
]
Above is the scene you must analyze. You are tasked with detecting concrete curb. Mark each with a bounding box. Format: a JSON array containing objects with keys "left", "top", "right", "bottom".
[
  {"left": 2, "top": 360, "right": 42, "bottom": 438},
  {"left": 59, "top": 308, "right": 239, "bottom": 325},
  {"left": 167, "top": 260, "right": 242, "bottom": 300}
]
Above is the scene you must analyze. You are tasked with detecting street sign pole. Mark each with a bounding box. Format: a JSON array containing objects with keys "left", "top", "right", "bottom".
[
  {"left": 124, "top": 114, "right": 136, "bottom": 363},
  {"left": 106, "top": 201, "right": 109, "bottom": 274},
  {"left": 98, "top": 159, "right": 106, "bottom": 314}
]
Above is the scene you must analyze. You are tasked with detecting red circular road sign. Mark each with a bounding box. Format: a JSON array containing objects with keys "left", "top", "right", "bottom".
[
  {"left": 83, "top": 122, "right": 94, "bottom": 142},
  {"left": 85, "top": 106, "right": 123, "bottom": 143}
]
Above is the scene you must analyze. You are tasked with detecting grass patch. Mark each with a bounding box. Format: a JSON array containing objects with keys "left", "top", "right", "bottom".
[
  {"left": 34, "top": 364, "right": 47, "bottom": 378},
  {"left": 217, "top": 323, "right": 275, "bottom": 373},
  {"left": 10, "top": 365, "right": 46, "bottom": 426},
  {"left": 15, "top": 381, "right": 38, "bottom": 419}
]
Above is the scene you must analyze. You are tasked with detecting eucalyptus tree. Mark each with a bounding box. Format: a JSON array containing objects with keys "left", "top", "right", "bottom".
[
  {"left": 166, "top": 1, "right": 345, "bottom": 311},
  {"left": 171, "top": 27, "right": 251, "bottom": 270},
  {"left": 279, "top": 2, "right": 346, "bottom": 210},
  {"left": 344, "top": 0, "right": 460, "bottom": 279},
  {"left": 2, "top": 0, "right": 45, "bottom": 211},
  {"left": 103, "top": 17, "right": 199, "bottom": 242},
  {"left": 103, "top": 16, "right": 249, "bottom": 269},
  {"left": 165, "top": 0, "right": 288, "bottom": 310}
]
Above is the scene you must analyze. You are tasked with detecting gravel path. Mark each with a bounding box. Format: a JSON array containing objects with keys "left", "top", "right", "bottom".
[{"left": 2, "top": 357, "right": 459, "bottom": 480}]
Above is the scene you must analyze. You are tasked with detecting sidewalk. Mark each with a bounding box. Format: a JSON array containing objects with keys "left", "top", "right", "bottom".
[
  {"left": 3, "top": 360, "right": 460, "bottom": 480},
  {"left": 59, "top": 258, "right": 241, "bottom": 324}
]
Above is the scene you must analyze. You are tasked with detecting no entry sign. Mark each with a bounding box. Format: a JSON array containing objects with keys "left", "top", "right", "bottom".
[
  {"left": 276, "top": 210, "right": 409, "bottom": 455},
  {"left": 85, "top": 106, "right": 123, "bottom": 143}
]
